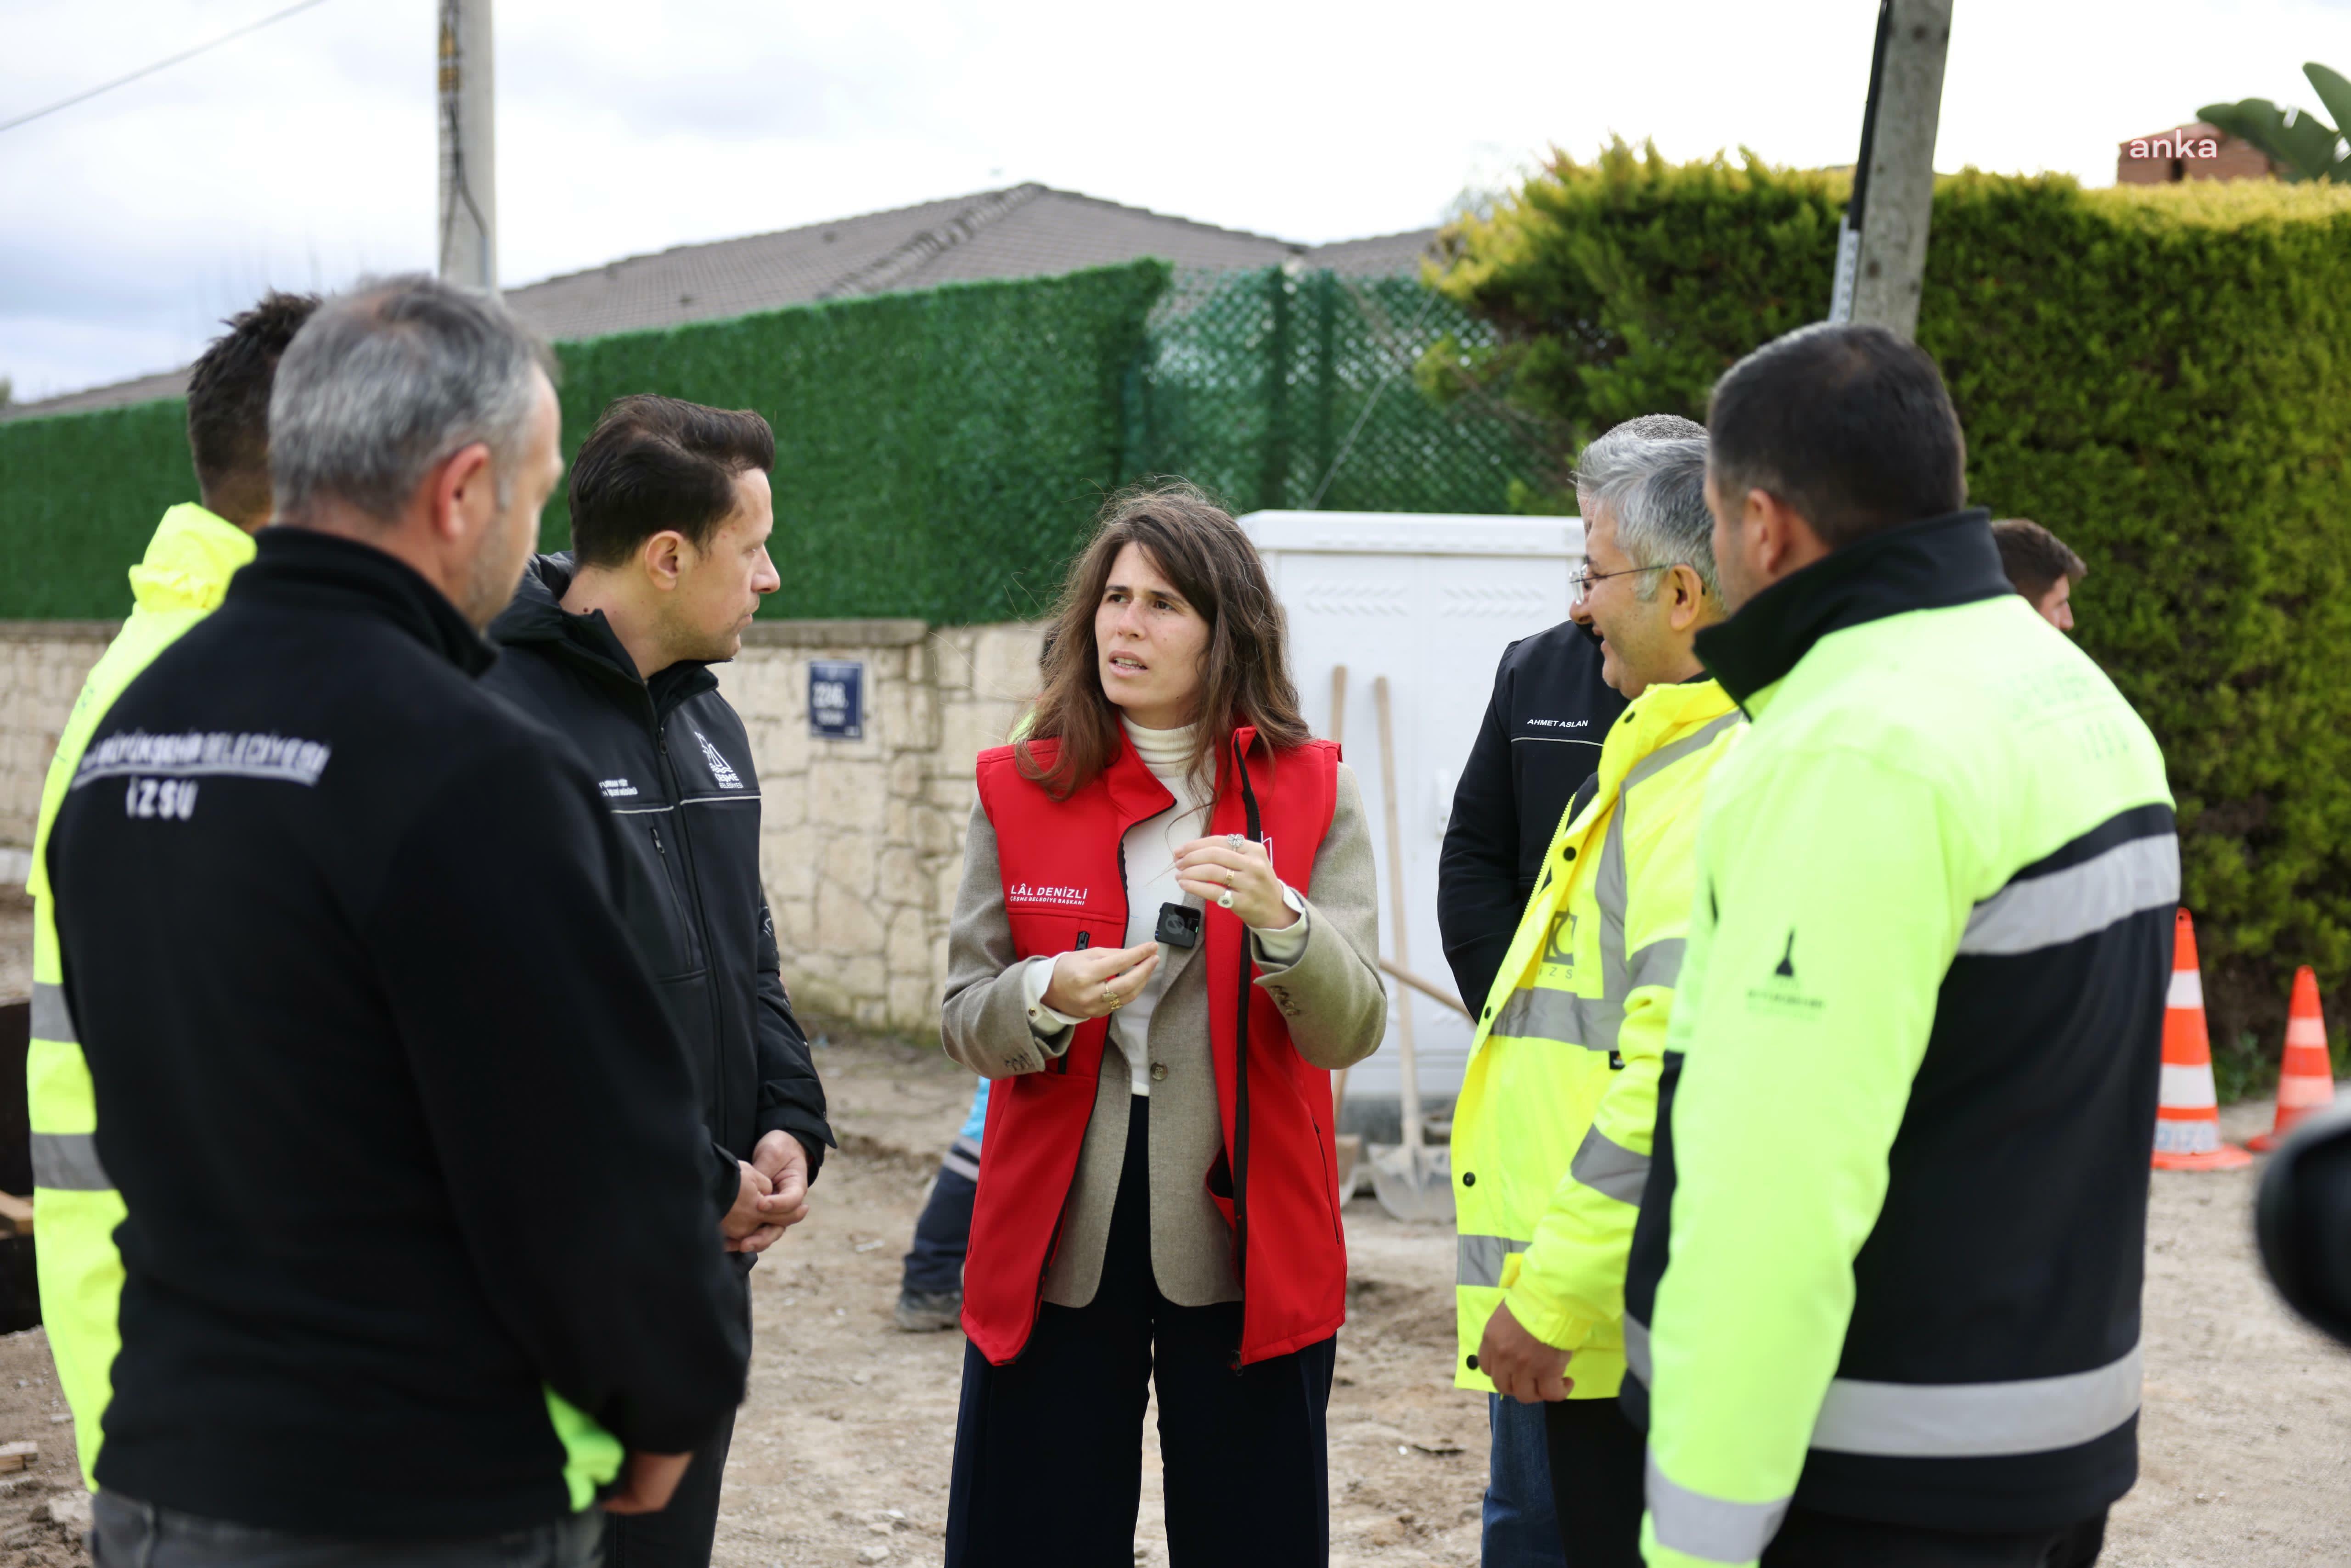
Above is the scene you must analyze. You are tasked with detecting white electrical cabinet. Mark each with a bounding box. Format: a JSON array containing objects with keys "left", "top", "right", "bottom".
[{"left": 1238, "top": 510, "right": 1586, "bottom": 1112}]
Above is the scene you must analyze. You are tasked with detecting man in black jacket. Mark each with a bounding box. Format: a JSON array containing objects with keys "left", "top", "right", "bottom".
[
  {"left": 483, "top": 393, "right": 833, "bottom": 1568},
  {"left": 47, "top": 277, "right": 745, "bottom": 1566},
  {"left": 1436, "top": 413, "right": 1700, "bottom": 1568}
]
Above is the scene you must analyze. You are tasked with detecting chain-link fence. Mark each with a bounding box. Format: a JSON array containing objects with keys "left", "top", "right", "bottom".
[{"left": 1127, "top": 266, "right": 1552, "bottom": 517}]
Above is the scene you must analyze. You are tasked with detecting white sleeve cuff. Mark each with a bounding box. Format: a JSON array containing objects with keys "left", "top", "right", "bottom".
[
  {"left": 1249, "top": 885, "right": 1310, "bottom": 963},
  {"left": 1021, "top": 955, "right": 1082, "bottom": 1036}
]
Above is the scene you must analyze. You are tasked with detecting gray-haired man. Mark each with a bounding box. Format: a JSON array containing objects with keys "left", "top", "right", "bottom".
[
  {"left": 1454, "top": 421, "right": 1732, "bottom": 1568},
  {"left": 47, "top": 275, "right": 746, "bottom": 1566}
]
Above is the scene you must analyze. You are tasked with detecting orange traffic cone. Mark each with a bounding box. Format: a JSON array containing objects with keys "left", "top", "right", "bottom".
[
  {"left": 2153, "top": 908, "right": 2253, "bottom": 1171},
  {"left": 2250, "top": 967, "right": 2335, "bottom": 1152}
]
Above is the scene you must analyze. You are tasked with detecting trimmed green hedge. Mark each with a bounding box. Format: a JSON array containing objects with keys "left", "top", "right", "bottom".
[
  {"left": 1428, "top": 142, "right": 2351, "bottom": 1084},
  {"left": 546, "top": 260, "right": 1168, "bottom": 623},
  {"left": 0, "top": 257, "right": 1554, "bottom": 628},
  {"left": 0, "top": 260, "right": 1171, "bottom": 625},
  {"left": 0, "top": 399, "right": 202, "bottom": 620}
]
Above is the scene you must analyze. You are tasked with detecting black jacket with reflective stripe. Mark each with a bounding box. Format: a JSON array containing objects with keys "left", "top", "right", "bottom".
[
  {"left": 1620, "top": 514, "right": 2175, "bottom": 1534},
  {"left": 45, "top": 529, "right": 746, "bottom": 1536},
  {"left": 484, "top": 556, "right": 832, "bottom": 1224},
  {"left": 1439, "top": 619, "right": 1628, "bottom": 1014}
]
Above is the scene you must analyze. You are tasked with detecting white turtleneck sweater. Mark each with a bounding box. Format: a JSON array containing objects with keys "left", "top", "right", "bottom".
[{"left": 1021, "top": 719, "right": 1308, "bottom": 1097}]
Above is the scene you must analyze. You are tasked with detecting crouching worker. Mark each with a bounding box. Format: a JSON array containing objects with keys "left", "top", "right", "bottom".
[
  {"left": 940, "top": 482, "right": 1387, "bottom": 1568},
  {"left": 1457, "top": 428, "right": 1740, "bottom": 1568}
]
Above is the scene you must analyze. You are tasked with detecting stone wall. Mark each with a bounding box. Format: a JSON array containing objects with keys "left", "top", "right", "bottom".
[
  {"left": 0, "top": 618, "right": 1049, "bottom": 1035},
  {"left": 0, "top": 623, "right": 115, "bottom": 884},
  {"left": 716, "top": 618, "right": 1047, "bottom": 1037}
]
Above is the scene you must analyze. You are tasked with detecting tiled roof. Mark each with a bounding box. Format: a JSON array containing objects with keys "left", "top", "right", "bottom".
[
  {"left": 3, "top": 186, "right": 1440, "bottom": 421},
  {"left": 1303, "top": 228, "right": 1445, "bottom": 277},
  {"left": 5, "top": 367, "right": 192, "bottom": 420}
]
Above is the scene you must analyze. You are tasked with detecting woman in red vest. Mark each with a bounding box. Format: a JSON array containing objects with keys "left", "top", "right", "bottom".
[{"left": 940, "top": 482, "right": 1388, "bottom": 1566}]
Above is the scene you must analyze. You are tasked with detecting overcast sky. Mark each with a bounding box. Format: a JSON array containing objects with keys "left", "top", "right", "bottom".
[{"left": 6, "top": 0, "right": 2350, "bottom": 401}]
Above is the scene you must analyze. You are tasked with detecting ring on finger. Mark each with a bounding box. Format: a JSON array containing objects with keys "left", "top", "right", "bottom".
[
  {"left": 1218, "top": 889, "right": 1235, "bottom": 910},
  {"left": 1223, "top": 866, "right": 1236, "bottom": 885}
]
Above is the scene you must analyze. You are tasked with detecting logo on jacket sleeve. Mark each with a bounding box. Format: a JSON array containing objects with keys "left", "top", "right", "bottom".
[
  {"left": 693, "top": 731, "right": 744, "bottom": 790},
  {"left": 1748, "top": 927, "right": 1824, "bottom": 1019}
]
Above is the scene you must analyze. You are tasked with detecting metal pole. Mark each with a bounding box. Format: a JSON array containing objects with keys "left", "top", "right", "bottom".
[
  {"left": 437, "top": 0, "right": 497, "bottom": 293},
  {"left": 1827, "top": 0, "right": 1951, "bottom": 339}
]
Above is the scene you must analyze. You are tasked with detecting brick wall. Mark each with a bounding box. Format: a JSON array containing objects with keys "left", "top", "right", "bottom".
[{"left": 0, "top": 618, "right": 1048, "bottom": 1038}]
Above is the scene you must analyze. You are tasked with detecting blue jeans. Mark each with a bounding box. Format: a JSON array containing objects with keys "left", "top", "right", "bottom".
[
  {"left": 92, "top": 1490, "right": 603, "bottom": 1568},
  {"left": 1485, "top": 1393, "right": 1568, "bottom": 1568}
]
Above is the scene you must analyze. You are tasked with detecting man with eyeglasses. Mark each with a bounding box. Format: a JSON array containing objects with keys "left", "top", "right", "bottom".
[{"left": 1440, "top": 414, "right": 1693, "bottom": 1568}]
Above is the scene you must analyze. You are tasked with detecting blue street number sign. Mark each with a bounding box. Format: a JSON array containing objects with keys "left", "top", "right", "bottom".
[{"left": 809, "top": 659, "right": 864, "bottom": 740}]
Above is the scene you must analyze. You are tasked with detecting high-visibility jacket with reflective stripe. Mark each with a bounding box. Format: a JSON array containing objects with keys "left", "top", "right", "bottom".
[
  {"left": 27, "top": 503, "right": 255, "bottom": 1488},
  {"left": 1449, "top": 677, "right": 1741, "bottom": 1398},
  {"left": 1620, "top": 512, "right": 2177, "bottom": 1568}
]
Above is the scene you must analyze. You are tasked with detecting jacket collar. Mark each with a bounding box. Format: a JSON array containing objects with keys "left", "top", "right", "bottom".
[
  {"left": 1564, "top": 675, "right": 1739, "bottom": 839},
  {"left": 130, "top": 503, "right": 257, "bottom": 613},
  {"left": 1695, "top": 508, "right": 2008, "bottom": 712},
  {"left": 489, "top": 553, "right": 720, "bottom": 713},
  {"left": 233, "top": 526, "right": 496, "bottom": 677}
]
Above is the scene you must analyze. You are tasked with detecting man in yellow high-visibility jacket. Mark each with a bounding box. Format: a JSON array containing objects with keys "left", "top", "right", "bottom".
[
  {"left": 1452, "top": 424, "right": 1740, "bottom": 1568},
  {"left": 27, "top": 292, "right": 317, "bottom": 1486}
]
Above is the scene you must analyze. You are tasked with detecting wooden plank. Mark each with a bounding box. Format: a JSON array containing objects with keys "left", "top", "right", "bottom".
[{"left": 0, "top": 1441, "right": 37, "bottom": 1472}]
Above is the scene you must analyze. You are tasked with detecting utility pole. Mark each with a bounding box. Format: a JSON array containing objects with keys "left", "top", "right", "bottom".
[
  {"left": 436, "top": 0, "right": 497, "bottom": 293},
  {"left": 1827, "top": 0, "right": 1952, "bottom": 339}
]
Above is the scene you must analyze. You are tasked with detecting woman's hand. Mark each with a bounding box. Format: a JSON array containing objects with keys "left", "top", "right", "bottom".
[
  {"left": 1174, "top": 835, "right": 1295, "bottom": 930},
  {"left": 1041, "top": 942, "right": 1161, "bottom": 1020}
]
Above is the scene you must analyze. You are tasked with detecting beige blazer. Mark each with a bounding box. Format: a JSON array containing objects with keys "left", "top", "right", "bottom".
[{"left": 941, "top": 763, "right": 1387, "bottom": 1309}]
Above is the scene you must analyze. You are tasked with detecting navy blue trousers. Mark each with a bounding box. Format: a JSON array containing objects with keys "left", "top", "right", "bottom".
[{"left": 944, "top": 1096, "right": 1335, "bottom": 1568}]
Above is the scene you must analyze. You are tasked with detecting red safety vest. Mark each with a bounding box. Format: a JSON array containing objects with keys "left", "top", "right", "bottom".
[{"left": 962, "top": 725, "right": 1350, "bottom": 1366}]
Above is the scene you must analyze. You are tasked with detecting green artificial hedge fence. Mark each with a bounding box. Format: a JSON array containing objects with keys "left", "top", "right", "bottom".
[
  {"left": 544, "top": 259, "right": 1167, "bottom": 623},
  {"left": 0, "top": 260, "right": 1171, "bottom": 625},
  {"left": 1427, "top": 142, "right": 2351, "bottom": 1085},
  {"left": 0, "top": 399, "right": 207, "bottom": 620}
]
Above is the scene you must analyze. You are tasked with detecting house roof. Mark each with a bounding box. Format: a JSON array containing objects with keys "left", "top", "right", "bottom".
[{"left": 4, "top": 185, "right": 1441, "bottom": 422}]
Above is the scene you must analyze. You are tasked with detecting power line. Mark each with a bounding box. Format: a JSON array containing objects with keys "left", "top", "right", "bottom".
[{"left": 0, "top": 0, "right": 341, "bottom": 137}]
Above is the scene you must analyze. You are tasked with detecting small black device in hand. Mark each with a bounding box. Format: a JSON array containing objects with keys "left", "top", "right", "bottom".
[{"left": 1155, "top": 902, "right": 1204, "bottom": 950}]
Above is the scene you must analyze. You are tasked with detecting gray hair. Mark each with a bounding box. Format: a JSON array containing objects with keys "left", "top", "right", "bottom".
[
  {"left": 269, "top": 275, "right": 555, "bottom": 525},
  {"left": 1574, "top": 421, "right": 1719, "bottom": 604}
]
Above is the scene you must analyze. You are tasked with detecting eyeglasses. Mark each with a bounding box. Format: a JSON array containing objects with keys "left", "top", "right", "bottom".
[{"left": 1569, "top": 562, "right": 1672, "bottom": 607}]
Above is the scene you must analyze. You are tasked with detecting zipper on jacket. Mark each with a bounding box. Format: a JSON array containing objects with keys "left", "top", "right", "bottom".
[{"left": 656, "top": 721, "right": 732, "bottom": 1148}]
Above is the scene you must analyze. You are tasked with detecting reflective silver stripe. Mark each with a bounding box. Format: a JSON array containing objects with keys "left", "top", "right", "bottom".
[
  {"left": 1646, "top": 1452, "right": 1790, "bottom": 1564},
  {"left": 1491, "top": 987, "right": 1622, "bottom": 1051},
  {"left": 1628, "top": 938, "right": 1685, "bottom": 990},
  {"left": 1457, "top": 1232, "right": 1530, "bottom": 1288},
  {"left": 29, "top": 982, "right": 76, "bottom": 1045},
  {"left": 1811, "top": 1344, "right": 2143, "bottom": 1458},
  {"left": 1569, "top": 1124, "right": 1651, "bottom": 1206},
  {"left": 1958, "top": 836, "right": 2180, "bottom": 956},
  {"left": 1596, "top": 789, "right": 1631, "bottom": 1000},
  {"left": 31, "top": 1132, "right": 112, "bottom": 1192},
  {"left": 1620, "top": 710, "right": 1744, "bottom": 792},
  {"left": 1624, "top": 1312, "right": 1652, "bottom": 1383},
  {"left": 1488, "top": 714, "right": 1733, "bottom": 1051},
  {"left": 941, "top": 1135, "right": 981, "bottom": 1183}
]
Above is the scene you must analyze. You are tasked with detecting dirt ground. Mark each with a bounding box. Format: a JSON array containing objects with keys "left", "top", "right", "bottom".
[{"left": 0, "top": 901, "right": 2346, "bottom": 1564}]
